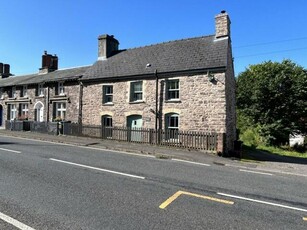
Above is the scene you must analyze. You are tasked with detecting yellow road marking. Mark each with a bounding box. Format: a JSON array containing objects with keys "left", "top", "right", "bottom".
[
  {"left": 303, "top": 217, "right": 307, "bottom": 221},
  {"left": 159, "top": 190, "right": 234, "bottom": 209}
]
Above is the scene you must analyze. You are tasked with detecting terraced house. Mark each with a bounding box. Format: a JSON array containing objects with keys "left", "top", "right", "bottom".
[{"left": 0, "top": 11, "right": 236, "bottom": 154}]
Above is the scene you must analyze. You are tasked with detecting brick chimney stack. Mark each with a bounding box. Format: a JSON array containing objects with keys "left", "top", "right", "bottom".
[
  {"left": 39, "top": 51, "right": 58, "bottom": 74},
  {"left": 0, "top": 63, "right": 11, "bottom": 78},
  {"left": 98, "top": 34, "right": 119, "bottom": 60},
  {"left": 215, "top": 10, "right": 231, "bottom": 39}
]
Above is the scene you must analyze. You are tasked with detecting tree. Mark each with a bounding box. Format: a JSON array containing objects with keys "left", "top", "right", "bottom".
[{"left": 236, "top": 60, "right": 307, "bottom": 145}]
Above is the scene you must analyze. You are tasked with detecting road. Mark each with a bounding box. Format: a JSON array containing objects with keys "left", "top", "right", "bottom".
[{"left": 0, "top": 135, "right": 306, "bottom": 229}]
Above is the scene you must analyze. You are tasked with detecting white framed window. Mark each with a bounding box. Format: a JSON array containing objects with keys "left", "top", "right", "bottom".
[
  {"left": 56, "top": 102, "right": 66, "bottom": 120},
  {"left": 166, "top": 79, "right": 179, "bottom": 100},
  {"left": 22, "top": 85, "right": 28, "bottom": 97},
  {"left": 19, "top": 103, "right": 29, "bottom": 120},
  {"left": 38, "top": 84, "right": 44, "bottom": 96},
  {"left": 58, "top": 82, "right": 65, "bottom": 95},
  {"left": 165, "top": 113, "right": 179, "bottom": 139},
  {"left": 103, "top": 85, "right": 113, "bottom": 104},
  {"left": 10, "top": 104, "right": 17, "bottom": 120},
  {"left": 12, "top": 86, "right": 17, "bottom": 98},
  {"left": 130, "top": 81, "right": 143, "bottom": 102}
]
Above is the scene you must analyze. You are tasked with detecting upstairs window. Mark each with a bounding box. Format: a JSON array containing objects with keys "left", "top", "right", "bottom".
[
  {"left": 166, "top": 79, "right": 179, "bottom": 100},
  {"left": 130, "top": 81, "right": 143, "bottom": 102},
  {"left": 58, "top": 82, "right": 65, "bottom": 95},
  {"left": 103, "top": 85, "right": 113, "bottom": 104},
  {"left": 11, "top": 86, "right": 17, "bottom": 98},
  {"left": 22, "top": 85, "right": 28, "bottom": 97},
  {"left": 37, "top": 84, "right": 44, "bottom": 96}
]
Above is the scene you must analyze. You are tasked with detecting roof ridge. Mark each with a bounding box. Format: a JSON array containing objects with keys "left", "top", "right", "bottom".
[{"left": 122, "top": 34, "right": 215, "bottom": 52}]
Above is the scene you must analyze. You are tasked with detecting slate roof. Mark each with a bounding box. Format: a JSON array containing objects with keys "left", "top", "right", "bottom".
[
  {"left": 83, "top": 35, "right": 229, "bottom": 80},
  {"left": 0, "top": 66, "right": 90, "bottom": 87},
  {"left": 0, "top": 35, "right": 229, "bottom": 86}
]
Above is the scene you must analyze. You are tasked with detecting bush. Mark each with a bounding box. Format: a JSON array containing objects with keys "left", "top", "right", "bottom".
[{"left": 240, "top": 126, "right": 263, "bottom": 147}]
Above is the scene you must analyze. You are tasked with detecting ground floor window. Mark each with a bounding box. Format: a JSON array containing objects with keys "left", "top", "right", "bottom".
[
  {"left": 102, "top": 115, "right": 113, "bottom": 138},
  {"left": 19, "top": 103, "right": 29, "bottom": 119},
  {"left": 34, "top": 102, "right": 44, "bottom": 122},
  {"left": 165, "top": 113, "right": 179, "bottom": 139},
  {"left": 55, "top": 102, "right": 66, "bottom": 120},
  {"left": 9, "top": 104, "right": 17, "bottom": 120}
]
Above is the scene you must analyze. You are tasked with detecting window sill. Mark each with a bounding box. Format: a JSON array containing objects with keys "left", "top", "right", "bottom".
[
  {"left": 129, "top": 100, "right": 145, "bottom": 104},
  {"left": 165, "top": 99, "right": 181, "bottom": 103},
  {"left": 103, "top": 102, "right": 114, "bottom": 106},
  {"left": 36, "top": 95, "right": 45, "bottom": 98}
]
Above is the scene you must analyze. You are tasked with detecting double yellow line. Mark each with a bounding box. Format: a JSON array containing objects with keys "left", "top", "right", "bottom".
[{"left": 159, "top": 190, "right": 234, "bottom": 209}]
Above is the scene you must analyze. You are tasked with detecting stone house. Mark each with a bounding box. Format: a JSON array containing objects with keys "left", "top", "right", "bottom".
[
  {"left": 0, "top": 11, "right": 236, "bottom": 153},
  {"left": 0, "top": 52, "right": 89, "bottom": 127},
  {"left": 81, "top": 11, "right": 236, "bottom": 152}
]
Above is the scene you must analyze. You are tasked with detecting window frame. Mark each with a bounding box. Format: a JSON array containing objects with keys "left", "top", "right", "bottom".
[
  {"left": 38, "top": 84, "right": 44, "bottom": 96},
  {"left": 56, "top": 102, "right": 66, "bottom": 120},
  {"left": 103, "top": 85, "right": 113, "bottom": 104},
  {"left": 58, "top": 82, "right": 65, "bottom": 96},
  {"left": 22, "top": 85, "right": 28, "bottom": 98},
  {"left": 102, "top": 115, "right": 113, "bottom": 138},
  {"left": 166, "top": 79, "right": 180, "bottom": 101},
  {"left": 10, "top": 104, "right": 17, "bottom": 120},
  {"left": 11, "top": 86, "right": 17, "bottom": 98},
  {"left": 165, "top": 113, "right": 179, "bottom": 140},
  {"left": 130, "top": 81, "right": 143, "bottom": 102}
]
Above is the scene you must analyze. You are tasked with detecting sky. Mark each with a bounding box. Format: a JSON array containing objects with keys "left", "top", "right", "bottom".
[{"left": 1, "top": 0, "right": 307, "bottom": 76}]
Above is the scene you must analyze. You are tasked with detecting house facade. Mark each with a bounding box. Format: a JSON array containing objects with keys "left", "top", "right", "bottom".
[
  {"left": 0, "top": 11, "right": 236, "bottom": 154},
  {"left": 0, "top": 52, "right": 88, "bottom": 127}
]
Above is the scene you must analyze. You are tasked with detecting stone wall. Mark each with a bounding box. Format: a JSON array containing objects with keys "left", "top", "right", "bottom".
[
  {"left": 82, "top": 72, "right": 227, "bottom": 134},
  {"left": 0, "top": 82, "right": 80, "bottom": 125},
  {"left": 225, "top": 40, "right": 237, "bottom": 153}
]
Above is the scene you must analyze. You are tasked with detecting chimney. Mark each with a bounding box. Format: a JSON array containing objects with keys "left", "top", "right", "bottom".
[
  {"left": 98, "top": 34, "right": 119, "bottom": 60},
  {"left": 0, "top": 63, "right": 11, "bottom": 78},
  {"left": 39, "top": 51, "right": 58, "bottom": 74},
  {"left": 215, "top": 10, "right": 231, "bottom": 39}
]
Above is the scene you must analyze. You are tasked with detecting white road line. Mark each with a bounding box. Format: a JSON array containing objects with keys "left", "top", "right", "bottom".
[
  {"left": 0, "top": 147, "right": 21, "bottom": 154},
  {"left": 217, "top": 192, "right": 307, "bottom": 213},
  {"left": 0, "top": 134, "right": 155, "bottom": 159},
  {"left": 0, "top": 211, "right": 35, "bottom": 230},
  {"left": 49, "top": 158, "right": 145, "bottom": 180},
  {"left": 239, "top": 169, "right": 273, "bottom": 176},
  {"left": 171, "top": 159, "right": 210, "bottom": 167}
]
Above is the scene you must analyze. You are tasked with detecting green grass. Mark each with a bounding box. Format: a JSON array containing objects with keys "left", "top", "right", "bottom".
[
  {"left": 256, "top": 145, "right": 307, "bottom": 158},
  {"left": 242, "top": 144, "right": 307, "bottom": 159}
]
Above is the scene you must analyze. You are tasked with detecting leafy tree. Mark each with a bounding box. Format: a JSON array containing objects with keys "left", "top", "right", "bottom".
[{"left": 236, "top": 60, "right": 307, "bottom": 145}]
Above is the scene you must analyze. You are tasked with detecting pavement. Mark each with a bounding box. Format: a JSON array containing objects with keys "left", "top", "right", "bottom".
[{"left": 0, "top": 129, "right": 306, "bottom": 177}]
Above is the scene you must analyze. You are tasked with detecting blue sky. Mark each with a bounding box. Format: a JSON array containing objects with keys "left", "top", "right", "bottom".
[{"left": 1, "top": 0, "right": 307, "bottom": 76}]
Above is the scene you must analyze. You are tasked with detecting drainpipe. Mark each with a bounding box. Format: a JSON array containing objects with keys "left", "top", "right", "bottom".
[
  {"left": 155, "top": 69, "right": 160, "bottom": 144},
  {"left": 46, "top": 85, "right": 49, "bottom": 122},
  {"left": 78, "top": 81, "right": 83, "bottom": 125}
]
